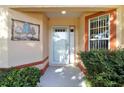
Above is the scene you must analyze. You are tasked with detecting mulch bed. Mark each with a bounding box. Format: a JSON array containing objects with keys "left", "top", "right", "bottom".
[{"left": 0, "top": 68, "right": 13, "bottom": 73}]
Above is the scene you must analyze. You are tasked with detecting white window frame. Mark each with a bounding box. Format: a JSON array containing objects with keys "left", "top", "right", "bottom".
[{"left": 88, "top": 14, "right": 110, "bottom": 50}]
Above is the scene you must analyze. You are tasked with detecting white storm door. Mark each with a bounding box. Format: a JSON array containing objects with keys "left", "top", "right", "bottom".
[{"left": 52, "top": 27, "right": 70, "bottom": 65}]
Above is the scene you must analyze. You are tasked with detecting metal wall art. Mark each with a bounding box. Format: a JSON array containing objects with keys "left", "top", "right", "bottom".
[{"left": 11, "top": 19, "right": 40, "bottom": 41}]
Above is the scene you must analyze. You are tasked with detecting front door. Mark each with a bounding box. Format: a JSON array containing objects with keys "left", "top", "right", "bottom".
[{"left": 51, "top": 26, "right": 74, "bottom": 65}]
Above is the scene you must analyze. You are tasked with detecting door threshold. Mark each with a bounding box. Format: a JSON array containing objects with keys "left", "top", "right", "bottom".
[{"left": 49, "top": 64, "right": 74, "bottom": 67}]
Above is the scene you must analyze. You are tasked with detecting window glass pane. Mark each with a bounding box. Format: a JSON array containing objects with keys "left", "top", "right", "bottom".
[
  {"left": 105, "top": 40, "right": 108, "bottom": 49},
  {"left": 90, "top": 22, "right": 93, "bottom": 28},
  {"left": 94, "top": 29, "right": 98, "bottom": 39},
  {"left": 89, "top": 15, "right": 109, "bottom": 50},
  {"left": 90, "top": 29, "right": 93, "bottom": 39},
  {"left": 90, "top": 40, "right": 93, "bottom": 49}
]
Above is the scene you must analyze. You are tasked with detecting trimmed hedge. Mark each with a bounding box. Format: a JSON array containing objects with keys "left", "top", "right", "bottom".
[
  {"left": 79, "top": 49, "right": 124, "bottom": 87},
  {"left": 0, "top": 67, "right": 41, "bottom": 87}
]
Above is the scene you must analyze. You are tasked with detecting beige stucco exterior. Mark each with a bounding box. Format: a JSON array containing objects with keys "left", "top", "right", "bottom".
[
  {"left": 0, "top": 7, "right": 49, "bottom": 68},
  {"left": 0, "top": 6, "right": 124, "bottom": 68},
  {"left": 0, "top": 8, "right": 9, "bottom": 68},
  {"left": 116, "top": 6, "right": 124, "bottom": 48}
]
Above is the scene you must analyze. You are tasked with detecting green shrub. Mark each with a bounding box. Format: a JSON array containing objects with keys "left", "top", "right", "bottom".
[
  {"left": 79, "top": 49, "right": 124, "bottom": 87},
  {"left": 0, "top": 67, "right": 41, "bottom": 87}
]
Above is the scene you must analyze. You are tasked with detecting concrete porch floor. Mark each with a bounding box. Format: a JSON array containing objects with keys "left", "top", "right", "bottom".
[{"left": 39, "top": 65, "right": 86, "bottom": 87}]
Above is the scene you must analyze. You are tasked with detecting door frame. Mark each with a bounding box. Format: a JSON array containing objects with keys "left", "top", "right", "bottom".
[{"left": 49, "top": 25, "right": 75, "bottom": 66}]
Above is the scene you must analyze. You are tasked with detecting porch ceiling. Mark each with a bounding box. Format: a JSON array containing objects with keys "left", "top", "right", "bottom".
[
  {"left": 9, "top": 5, "right": 118, "bottom": 18},
  {"left": 11, "top": 6, "right": 116, "bottom": 12}
]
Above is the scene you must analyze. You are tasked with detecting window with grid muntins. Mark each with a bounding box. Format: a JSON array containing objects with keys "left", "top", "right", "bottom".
[{"left": 89, "top": 14, "right": 110, "bottom": 50}]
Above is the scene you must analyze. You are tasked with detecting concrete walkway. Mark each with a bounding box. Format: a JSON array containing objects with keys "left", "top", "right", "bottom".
[{"left": 39, "top": 65, "right": 86, "bottom": 87}]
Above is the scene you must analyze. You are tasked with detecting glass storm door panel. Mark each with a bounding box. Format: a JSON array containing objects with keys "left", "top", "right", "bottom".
[{"left": 52, "top": 27, "right": 70, "bottom": 64}]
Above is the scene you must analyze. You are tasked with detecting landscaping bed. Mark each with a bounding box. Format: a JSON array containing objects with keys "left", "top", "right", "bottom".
[
  {"left": 79, "top": 49, "right": 124, "bottom": 87},
  {"left": 0, "top": 67, "right": 41, "bottom": 87}
]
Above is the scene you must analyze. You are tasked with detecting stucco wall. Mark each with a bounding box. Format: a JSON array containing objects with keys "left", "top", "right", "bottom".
[
  {"left": 8, "top": 10, "right": 41, "bottom": 67},
  {"left": 118, "top": 6, "right": 124, "bottom": 47},
  {"left": 8, "top": 10, "right": 49, "bottom": 67},
  {"left": 42, "top": 14, "right": 49, "bottom": 58},
  {"left": 0, "top": 8, "right": 9, "bottom": 68},
  {"left": 109, "top": 6, "right": 124, "bottom": 48},
  {"left": 116, "top": 6, "right": 122, "bottom": 48},
  {"left": 19, "top": 12, "right": 49, "bottom": 59},
  {"left": 78, "top": 13, "right": 93, "bottom": 51},
  {"left": 0, "top": 8, "right": 49, "bottom": 68}
]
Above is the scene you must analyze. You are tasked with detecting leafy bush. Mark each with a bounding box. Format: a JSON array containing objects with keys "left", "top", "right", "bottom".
[
  {"left": 0, "top": 67, "right": 41, "bottom": 87},
  {"left": 79, "top": 49, "right": 124, "bottom": 87}
]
